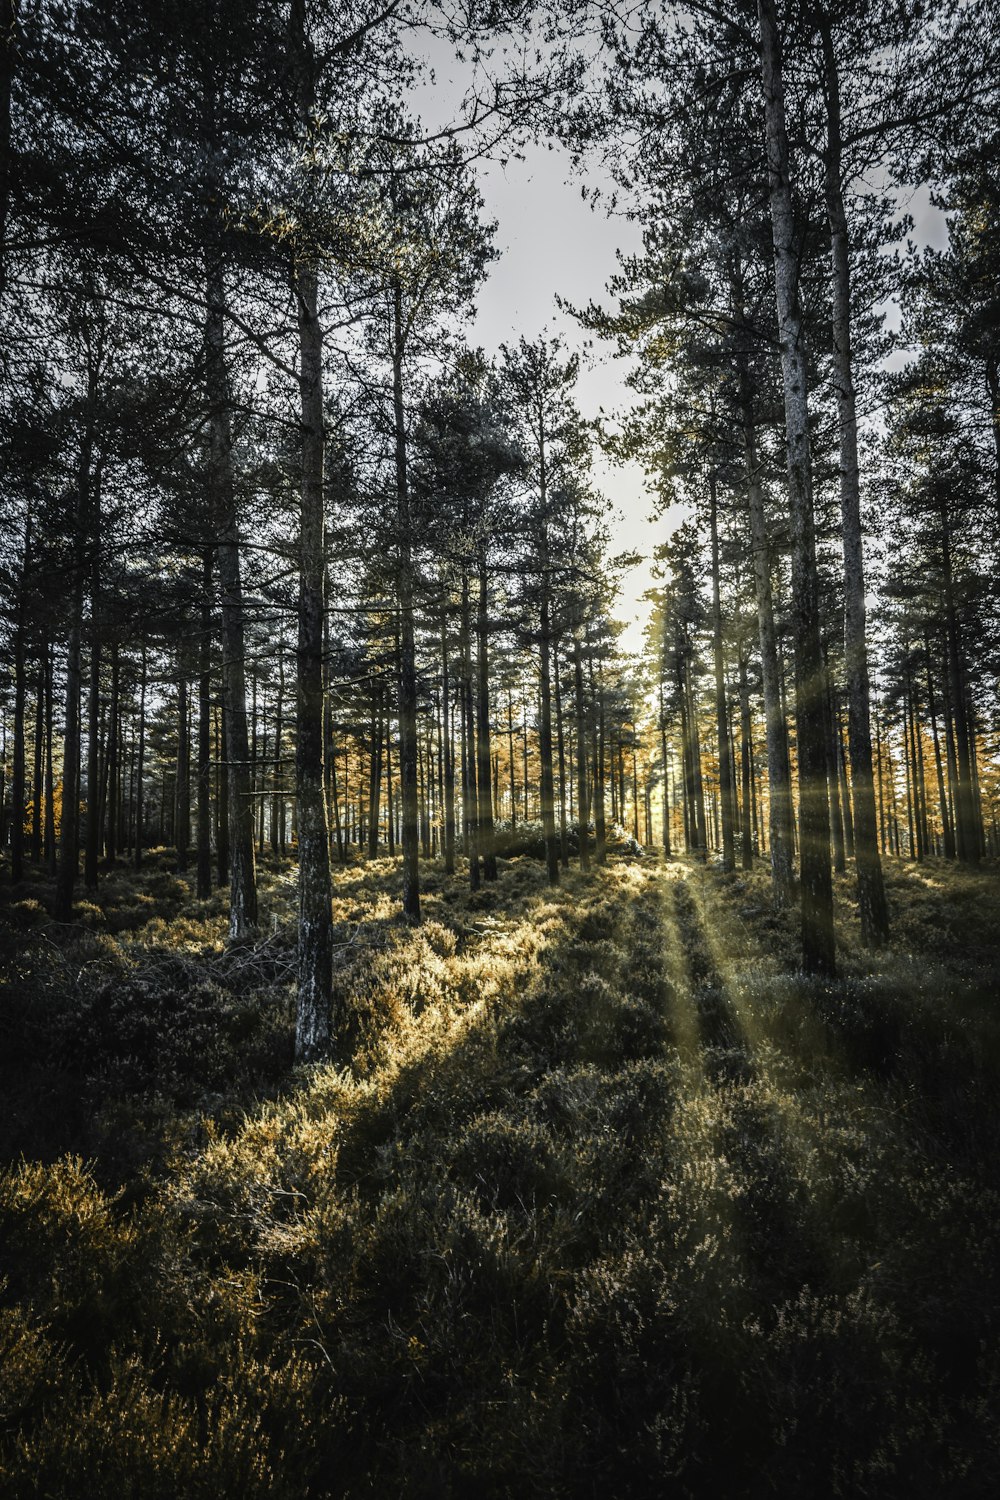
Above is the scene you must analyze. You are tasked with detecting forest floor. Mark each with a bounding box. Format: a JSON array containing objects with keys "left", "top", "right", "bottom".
[{"left": 2, "top": 849, "right": 1000, "bottom": 1498}]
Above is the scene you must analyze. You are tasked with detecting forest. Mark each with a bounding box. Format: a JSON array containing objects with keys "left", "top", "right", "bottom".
[{"left": 1, "top": 0, "right": 999, "bottom": 1495}]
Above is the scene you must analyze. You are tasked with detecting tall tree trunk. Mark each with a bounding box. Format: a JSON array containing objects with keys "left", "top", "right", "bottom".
[
  {"left": 105, "top": 644, "right": 119, "bottom": 866},
  {"left": 539, "top": 586, "right": 559, "bottom": 885},
  {"left": 84, "top": 477, "right": 102, "bottom": 894},
  {"left": 134, "top": 646, "right": 146, "bottom": 871},
  {"left": 197, "top": 552, "right": 213, "bottom": 898},
  {"left": 554, "top": 639, "right": 569, "bottom": 867},
  {"left": 759, "top": 0, "right": 835, "bottom": 973},
  {"left": 392, "top": 278, "right": 421, "bottom": 921},
  {"left": 460, "top": 576, "right": 480, "bottom": 889},
  {"left": 271, "top": 675, "right": 282, "bottom": 853},
  {"left": 734, "top": 321, "right": 794, "bottom": 901},
  {"left": 175, "top": 669, "right": 190, "bottom": 872},
  {"left": 30, "top": 660, "right": 43, "bottom": 864},
  {"left": 206, "top": 254, "right": 257, "bottom": 934},
  {"left": 592, "top": 660, "right": 607, "bottom": 865},
  {"left": 9, "top": 511, "right": 28, "bottom": 883},
  {"left": 476, "top": 550, "right": 497, "bottom": 880},
  {"left": 926, "top": 646, "right": 954, "bottom": 858},
  {"left": 941, "top": 503, "right": 978, "bottom": 863},
  {"left": 824, "top": 654, "right": 846, "bottom": 875},
  {"left": 367, "top": 685, "right": 383, "bottom": 858},
  {"left": 709, "top": 472, "right": 736, "bottom": 870},
  {"left": 820, "top": 16, "right": 889, "bottom": 943},
  {"left": 294, "top": 246, "right": 334, "bottom": 1054},
  {"left": 738, "top": 652, "right": 754, "bottom": 870},
  {"left": 837, "top": 712, "right": 854, "bottom": 856},
  {"left": 575, "top": 637, "right": 590, "bottom": 870},
  {"left": 442, "top": 612, "right": 456, "bottom": 872},
  {"left": 56, "top": 413, "right": 96, "bottom": 920},
  {"left": 44, "top": 645, "right": 56, "bottom": 874}
]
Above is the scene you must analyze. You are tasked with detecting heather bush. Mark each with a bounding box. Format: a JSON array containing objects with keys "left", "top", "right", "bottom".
[{"left": 0, "top": 855, "right": 998, "bottom": 1496}]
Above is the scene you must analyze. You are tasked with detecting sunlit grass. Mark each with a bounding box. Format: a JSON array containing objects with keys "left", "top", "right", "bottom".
[{"left": 1, "top": 849, "right": 999, "bottom": 1495}]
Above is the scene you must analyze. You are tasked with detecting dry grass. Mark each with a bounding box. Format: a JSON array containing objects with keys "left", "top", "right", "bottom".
[{"left": 1, "top": 851, "right": 999, "bottom": 1496}]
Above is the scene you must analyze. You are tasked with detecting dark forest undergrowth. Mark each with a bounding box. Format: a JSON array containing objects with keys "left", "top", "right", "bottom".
[{"left": 2, "top": 852, "right": 999, "bottom": 1498}]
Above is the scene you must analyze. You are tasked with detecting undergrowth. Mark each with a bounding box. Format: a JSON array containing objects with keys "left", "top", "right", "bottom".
[{"left": 1, "top": 851, "right": 998, "bottom": 1497}]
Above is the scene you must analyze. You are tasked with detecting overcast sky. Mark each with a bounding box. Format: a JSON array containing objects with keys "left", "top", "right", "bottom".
[
  {"left": 410, "top": 34, "right": 953, "bottom": 659},
  {"left": 467, "top": 145, "right": 655, "bottom": 651}
]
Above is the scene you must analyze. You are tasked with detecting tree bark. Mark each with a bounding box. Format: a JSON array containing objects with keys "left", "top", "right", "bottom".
[
  {"left": 539, "top": 589, "right": 559, "bottom": 885},
  {"left": 197, "top": 551, "right": 213, "bottom": 897},
  {"left": 9, "top": 510, "right": 28, "bottom": 883},
  {"left": 758, "top": 0, "right": 835, "bottom": 973},
  {"left": 574, "top": 636, "right": 590, "bottom": 869},
  {"left": 460, "top": 575, "right": 480, "bottom": 889},
  {"left": 441, "top": 610, "right": 456, "bottom": 872},
  {"left": 733, "top": 301, "right": 794, "bottom": 902},
  {"left": 175, "top": 668, "right": 190, "bottom": 872},
  {"left": 84, "top": 475, "right": 102, "bottom": 894},
  {"left": 709, "top": 473, "right": 736, "bottom": 870},
  {"left": 294, "top": 246, "right": 334, "bottom": 1055},
  {"left": 105, "top": 644, "right": 119, "bottom": 865},
  {"left": 820, "top": 15, "right": 889, "bottom": 944},
  {"left": 44, "top": 645, "right": 56, "bottom": 874},
  {"left": 476, "top": 549, "right": 497, "bottom": 879},
  {"left": 56, "top": 411, "right": 95, "bottom": 921},
  {"left": 392, "top": 277, "right": 421, "bottom": 921},
  {"left": 205, "top": 253, "right": 257, "bottom": 934},
  {"left": 941, "top": 503, "right": 978, "bottom": 863},
  {"left": 926, "top": 647, "right": 954, "bottom": 858},
  {"left": 738, "top": 651, "right": 754, "bottom": 870}
]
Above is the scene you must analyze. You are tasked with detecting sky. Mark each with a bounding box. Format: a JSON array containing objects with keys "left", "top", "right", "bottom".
[
  {"left": 409, "top": 30, "right": 954, "bottom": 662},
  {"left": 410, "top": 35, "right": 657, "bottom": 657},
  {"left": 466, "top": 145, "right": 655, "bottom": 654}
]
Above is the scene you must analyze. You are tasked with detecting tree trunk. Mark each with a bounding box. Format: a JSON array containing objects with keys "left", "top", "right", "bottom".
[
  {"left": 824, "top": 655, "right": 846, "bottom": 875},
  {"left": 926, "top": 648, "right": 954, "bottom": 858},
  {"left": 175, "top": 668, "right": 190, "bottom": 872},
  {"left": 506, "top": 688, "right": 517, "bottom": 830},
  {"left": 206, "top": 255, "right": 257, "bottom": 934},
  {"left": 442, "top": 611, "right": 456, "bottom": 872},
  {"left": 367, "top": 685, "right": 383, "bottom": 858},
  {"left": 105, "top": 644, "right": 119, "bottom": 866},
  {"left": 56, "top": 417, "right": 95, "bottom": 920},
  {"left": 84, "top": 480, "right": 102, "bottom": 894},
  {"left": 30, "top": 659, "right": 43, "bottom": 865},
  {"left": 709, "top": 473, "right": 736, "bottom": 870},
  {"left": 44, "top": 646, "right": 56, "bottom": 874},
  {"left": 476, "top": 550, "right": 497, "bottom": 879},
  {"left": 460, "top": 574, "right": 480, "bottom": 888},
  {"left": 294, "top": 247, "right": 334, "bottom": 1056},
  {"left": 592, "top": 659, "right": 607, "bottom": 865},
  {"left": 734, "top": 321, "right": 794, "bottom": 902},
  {"left": 738, "top": 652, "right": 754, "bottom": 870},
  {"left": 134, "top": 646, "right": 146, "bottom": 871},
  {"left": 197, "top": 552, "right": 213, "bottom": 898},
  {"left": 820, "top": 16, "right": 889, "bottom": 943},
  {"left": 941, "top": 504, "right": 978, "bottom": 863},
  {"left": 392, "top": 279, "right": 421, "bottom": 921},
  {"left": 758, "top": 0, "right": 835, "bottom": 973},
  {"left": 575, "top": 637, "right": 591, "bottom": 870},
  {"left": 539, "top": 588, "right": 559, "bottom": 885},
  {"left": 554, "top": 639, "right": 570, "bottom": 866},
  {"left": 9, "top": 514, "right": 28, "bottom": 884}
]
